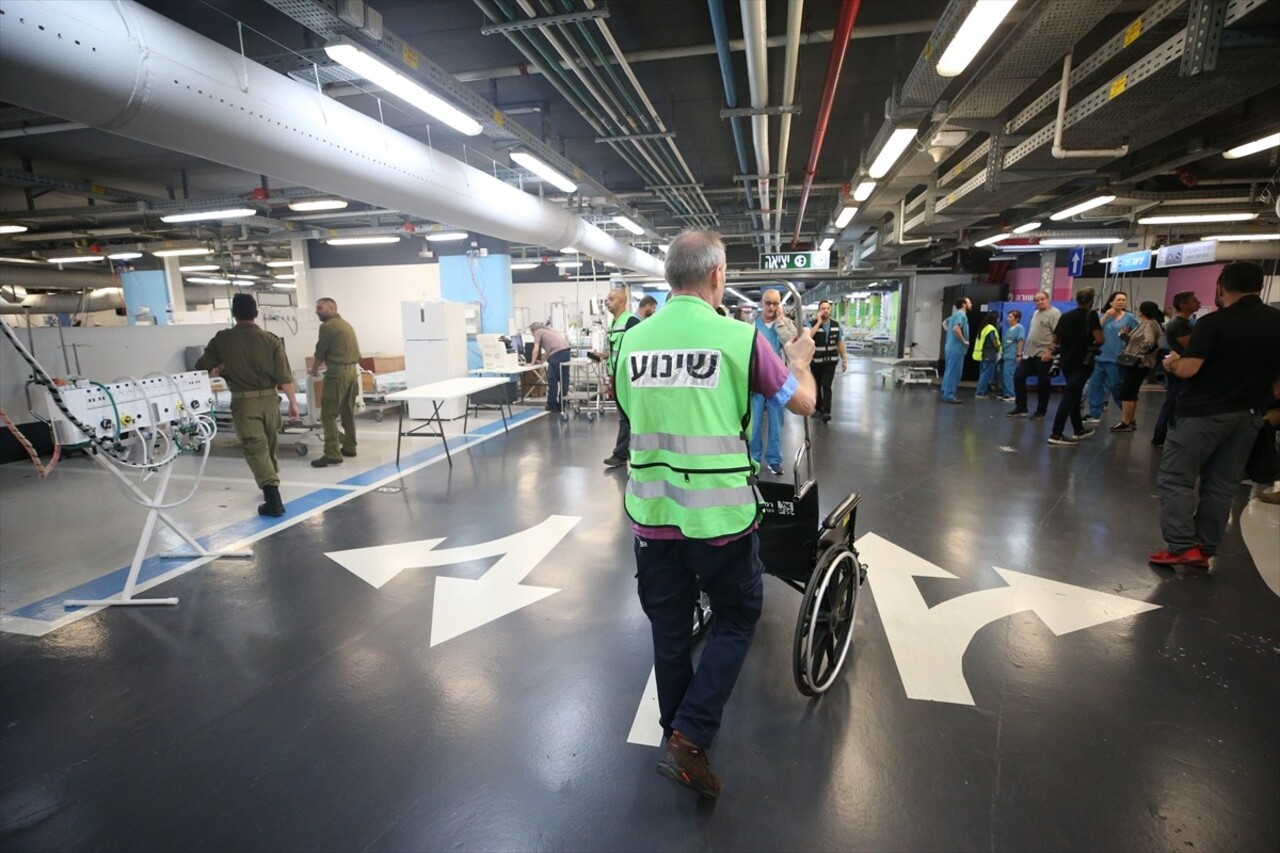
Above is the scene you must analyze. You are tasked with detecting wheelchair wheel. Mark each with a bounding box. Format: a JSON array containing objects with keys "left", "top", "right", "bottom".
[{"left": 792, "top": 545, "right": 862, "bottom": 696}]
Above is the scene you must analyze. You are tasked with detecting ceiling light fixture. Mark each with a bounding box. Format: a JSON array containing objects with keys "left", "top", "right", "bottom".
[
  {"left": 612, "top": 215, "right": 645, "bottom": 235},
  {"left": 273, "top": 282, "right": 297, "bottom": 289},
  {"left": 974, "top": 233, "right": 1011, "bottom": 247},
  {"left": 604, "top": 261, "right": 617, "bottom": 267},
  {"left": 107, "top": 252, "right": 143, "bottom": 260},
  {"left": 273, "top": 273, "right": 297, "bottom": 280},
  {"left": 1202, "top": 233, "right": 1280, "bottom": 242},
  {"left": 159, "top": 208, "right": 256, "bottom": 224},
  {"left": 152, "top": 246, "right": 214, "bottom": 257},
  {"left": 324, "top": 39, "right": 482, "bottom": 136},
  {"left": 424, "top": 231, "right": 469, "bottom": 242},
  {"left": 867, "top": 128, "right": 918, "bottom": 179},
  {"left": 265, "top": 260, "right": 299, "bottom": 268},
  {"left": 1222, "top": 132, "right": 1279, "bottom": 159},
  {"left": 659, "top": 243, "right": 670, "bottom": 253},
  {"left": 185, "top": 277, "right": 232, "bottom": 285},
  {"left": 834, "top": 206, "right": 858, "bottom": 229},
  {"left": 1012, "top": 221, "right": 1042, "bottom": 234},
  {"left": 287, "top": 199, "right": 349, "bottom": 212},
  {"left": 511, "top": 151, "right": 578, "bottom": 193},
  {"left": 935, "top": 0, "right": 1018, "bottom": 77},
  {"left": 46, "top": 255, "right": 106, "bottom": 264},
  {"left": 511, "top": 262, "right": 539, "bottom": 270},
  {"left": 0, "top": 224, "right": 29, "bottom": 234},
  {"left": 556, "top": 260, "right": 583, "bottom": 269},
  {"left": 180, "top": 264, "right": 221, "bottom": 272},
  {"left": 853, "top": 181, "right": 876, "bottom": 202},
  {"left": 0, "top": 256, "right": 45, "bottom": 265},
  {"left": 1038, "top": 237, "right": 1124, "bottom": 246},
  {"left": 1137, "top": 212, "right": 1258, "bottom": 225},
  {"left": 818, "top": 237, "right": 835, "bottom": 252},
  {"left": 561, "top": 246, "right": 580, "bottom": 253},
  {"left": 325, "top": 236, "right": 401, "bottom": 245},
  {"left": 1049, "top": 195, "right": 1116, "bottom": 221}
]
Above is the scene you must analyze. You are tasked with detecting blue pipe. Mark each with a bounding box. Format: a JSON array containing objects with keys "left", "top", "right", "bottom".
[{"left": 708, "top": 0, "right": 761, "bottom": 248}]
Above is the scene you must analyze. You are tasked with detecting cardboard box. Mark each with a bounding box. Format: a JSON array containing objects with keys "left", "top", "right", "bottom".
[
  {"left": 361, "top": 372, "right": 375, "bottom": 394},
  {"left": 358, "top": 355, "right": 404, "bottom": 373}
]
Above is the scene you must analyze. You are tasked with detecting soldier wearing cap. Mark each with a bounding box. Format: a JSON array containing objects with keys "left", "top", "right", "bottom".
[
  {"left": 196, "top": 293, "right": 299, "bottom": 516},
  {"left": 308, "top": 297, "right": 362, "bottom": 467}
]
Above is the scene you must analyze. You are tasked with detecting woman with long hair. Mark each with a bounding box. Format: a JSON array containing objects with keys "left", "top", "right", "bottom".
[{"left": 1111, "top": 300, "right": 1165, "bottom": 432}]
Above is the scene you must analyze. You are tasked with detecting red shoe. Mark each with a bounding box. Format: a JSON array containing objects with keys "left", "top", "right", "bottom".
[{"left": 1148, "top": 545, "right": 1210, "bottom": 568}]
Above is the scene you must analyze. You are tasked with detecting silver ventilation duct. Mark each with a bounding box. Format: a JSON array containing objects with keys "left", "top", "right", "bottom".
[
  {"left": 0, "top": 0, "right": 665, "bottom": 277},
  {"left": 0, "top": 264, "right": 119, "bottom": 291},
  {"left": 0, "top": 287, "right": 124, "bottom": 314}
]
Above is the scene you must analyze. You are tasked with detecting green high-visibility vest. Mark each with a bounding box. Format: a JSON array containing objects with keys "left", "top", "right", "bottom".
[
  {"left": 615, "top": 296, "right": 760, "bottom": 539},
  {"left": 607, "top": 310, "right": 637, "bottom": 375},
  {"left": 974, "top": 325, "right": 1001, "bottom": 361}
]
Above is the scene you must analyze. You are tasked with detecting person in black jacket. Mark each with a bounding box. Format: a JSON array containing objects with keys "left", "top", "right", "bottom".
[{"left": 1046, "top": 288, "right": 1103, "bottom": 446}]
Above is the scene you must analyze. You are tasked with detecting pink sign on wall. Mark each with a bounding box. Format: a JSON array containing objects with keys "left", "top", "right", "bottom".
[{"left": 1006, "top": 264, "right": 1074, "bottom": 300}]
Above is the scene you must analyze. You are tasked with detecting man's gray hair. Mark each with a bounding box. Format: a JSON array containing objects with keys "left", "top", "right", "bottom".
[{"left": 664, "top": 229, "right": 726, "bottom": 290}]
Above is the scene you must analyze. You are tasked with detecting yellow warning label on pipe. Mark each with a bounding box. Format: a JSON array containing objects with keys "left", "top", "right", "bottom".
[
  {"left": 1109, "top": 75, "right": 1128, "bottom": 99},
  {"left": 402, "top": 46, "right": 419, "bottom": 70},
  {"left": 1124, "top": 19, "right": 1143, "bottom": 47}
]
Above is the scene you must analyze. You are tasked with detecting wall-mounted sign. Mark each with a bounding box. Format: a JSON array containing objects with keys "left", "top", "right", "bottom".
[
  {"left": 759, "top": 251, "right": 831, "bottom": 271},
  {"left": 1155, "top": 240, "right": 1217, "bottom": 269},
  {"left": 1113, "top": 249, "right": 1152, "bottom": 273},
  {"left": 1067, "top": 247, "right": 1085, "bottom": 277}
]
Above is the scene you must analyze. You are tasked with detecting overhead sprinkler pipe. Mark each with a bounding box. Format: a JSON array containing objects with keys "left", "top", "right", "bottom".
[
  {"left": 708, "top": 0, "right": 762, "bottom": 250},
  {"left": 773, "top": 0, "right": 804, "bottom": 254},
  {"left": 791, "top": 0, "right": 862, "bottom": 247},
  {"left": 741, "top": 0, "right": 771, "bottom": 235},
  {"left": 1052, "top": 51, "right": 1130, "bottom": 160}
]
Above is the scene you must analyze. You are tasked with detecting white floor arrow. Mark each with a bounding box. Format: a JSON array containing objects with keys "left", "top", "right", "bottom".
[
  {"left": 326, "top": 515, "right": 581, "bottom": 646},
  {"left": 856, "top": 532, "right": 1161, "bottom": 706}
]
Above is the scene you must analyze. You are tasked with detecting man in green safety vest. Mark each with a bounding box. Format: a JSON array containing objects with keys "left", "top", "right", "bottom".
[
  {"left": 615, "top": 229, "right": 816, "bottom": 799},
  {"left": 602, "top": 286, "right": 641, "bottom": 468}
]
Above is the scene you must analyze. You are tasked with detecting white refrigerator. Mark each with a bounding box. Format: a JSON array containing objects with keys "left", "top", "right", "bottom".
[{"left": 402, "top": 300, "right": 468, "bottom": 420}]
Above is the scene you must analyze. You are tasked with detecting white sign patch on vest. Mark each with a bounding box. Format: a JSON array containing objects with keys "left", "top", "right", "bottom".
[{"left": 628, "top": 350, "right": 721, "bottom": 388}]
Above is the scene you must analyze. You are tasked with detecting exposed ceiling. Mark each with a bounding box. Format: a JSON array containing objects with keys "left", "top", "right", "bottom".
[{"left": 0, "top": 0, "right": 1277, "bottom": 294}]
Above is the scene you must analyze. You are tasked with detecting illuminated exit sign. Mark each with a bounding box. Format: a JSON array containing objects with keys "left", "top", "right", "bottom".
[{"left": 758, "top": 251, "right": 831, "bottom": 271}]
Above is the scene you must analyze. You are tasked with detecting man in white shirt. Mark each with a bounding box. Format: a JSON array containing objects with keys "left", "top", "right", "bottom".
[{"left": 1008, "top": 291, "right": 1061, "bottom": 419}]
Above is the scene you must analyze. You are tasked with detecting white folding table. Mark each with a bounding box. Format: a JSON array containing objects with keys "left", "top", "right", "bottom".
[
  {"left": 386, "top": 376, "right": 512, "bottom": 466},
  {"left": 468, "top": 363, "right": 548, "bottom": 403}
]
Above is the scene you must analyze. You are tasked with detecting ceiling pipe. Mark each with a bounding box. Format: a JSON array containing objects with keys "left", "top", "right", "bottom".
[
  {"left": 741, "top": 0, "right": 771, "bottom": 239},
  {"left": 790, "top": 0, "right": 862, "bottom": 248},
  {"left": 0, "top": 121, "right": 88, "bottom": 139},
  {"left": 0, "top": 0, "right": 663, "bottom": 276},
  {"left": 1052, "top": 51, "right": 1130, "bottom": 160},
  {"left": 0, "top": 264, "right": 119, "bottom": 290},
  {"left": 708, "top": 0, "right": 762, "bottom": 251},
  {"left": 773, "top": 0, "right": 804, "bottom": 254},
  {"left": 0, "top": 287, "right": 123, "bottom": 314}
]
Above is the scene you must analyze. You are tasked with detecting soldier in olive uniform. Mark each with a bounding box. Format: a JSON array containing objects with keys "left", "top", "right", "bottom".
[
  {"left": 196, "top": 293, "right": 299, "bottom": 517},
  {"left": 308, "top": 298, "right": 362, "bottom": 467}
]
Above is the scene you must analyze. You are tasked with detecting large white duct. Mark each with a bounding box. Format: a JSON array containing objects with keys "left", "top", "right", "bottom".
[
  {"left": 0, "top": 265, "right": 120, "bottom": 291},
  {"left": 0, "top": 288, "right": 124, "bottom": 314},
  {"left": 741, "top": 0, "right": 771, "bottom": 245},
  {"left": 0, "top": 0, "right": 665, "bottom": 277}
]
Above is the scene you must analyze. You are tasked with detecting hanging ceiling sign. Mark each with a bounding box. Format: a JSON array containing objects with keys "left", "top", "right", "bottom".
[
  {"left": 759, "top": 251, "right": 831, "bottom": 271},
  {"left": 1155, "top": 240, "right": 1217, "bottom": 269},
  {"left": 1113, "top": 249, "right": 1152, "bottom": 273}
]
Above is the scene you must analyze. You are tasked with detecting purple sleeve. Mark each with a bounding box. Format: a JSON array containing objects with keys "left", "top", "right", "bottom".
[{"left": 750, "top": 333, "right": 795, "bottom": 406}]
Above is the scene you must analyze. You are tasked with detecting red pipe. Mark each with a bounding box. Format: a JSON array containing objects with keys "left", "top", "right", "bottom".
[{"left": 790, "top": 0, "right": 862, "bottom": 248}]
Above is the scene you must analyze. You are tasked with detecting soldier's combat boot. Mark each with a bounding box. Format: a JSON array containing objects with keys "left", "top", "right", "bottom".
[{"left": 258, "top": 485, "right": 285, "bottom": 517}]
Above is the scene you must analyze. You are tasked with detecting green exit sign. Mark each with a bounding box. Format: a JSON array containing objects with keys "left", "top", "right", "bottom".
[{"left": 758, "top": 251, "right": 831, "bottom": 271}]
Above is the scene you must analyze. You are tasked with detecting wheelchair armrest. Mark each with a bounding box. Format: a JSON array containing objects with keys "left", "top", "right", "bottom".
[{"left": 821, "top": 492, "right": 861, "bottom": 531}]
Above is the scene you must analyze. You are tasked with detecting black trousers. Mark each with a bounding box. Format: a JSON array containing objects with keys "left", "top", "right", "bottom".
[
  {"left": 1014, "top": 354, "right": 1053, "bottom": 414},
  {"left": 1051, "top": 366, "right": 1092, "bottom": 438},
  {"left": 813, "top": 361, "right": 836, "bottom": 415}
]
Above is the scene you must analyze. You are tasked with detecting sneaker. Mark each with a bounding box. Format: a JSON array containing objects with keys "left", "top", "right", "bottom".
[
  {"left": 656, "top": 731, "right": 721, "bottom": 799},
  {"left": 768, "top": 464, "right": 784, "bottom": 476},
  {"left": 942, "top": 398, "right": 963, "bottom": 405},
  {"left": 603, "top": 455, "right": 627, "bottom": 468},
  {"left": 310, "top": 456, "right": 343, "bottom": 467},
  {"left": 1031, "top": 411, "right": 1047, "bottom": 420},
  {"left": 1082, "top": 416, "right": 1102, "bottom": 425},
  {"left": 975, "top": 393, "right": 992, "bottom": 399},
  {"left": 1007, "top": 410, "right": 1029, "bottom": 418},
  {"left": 1075, "top": 428, "right": 1096, "bottom": 439},
  {"left": 1110, "top": 421, "right": 1136, "bottom": 433},
  {"left": 1047, "top": 435, "right": 1079, "bottom": 446},
  {"left": 999, "top": 396, "right": 1016, "bottom": 402},
  {"left": 1148, "top": 545, "right": 1210, "bottom": 569}
]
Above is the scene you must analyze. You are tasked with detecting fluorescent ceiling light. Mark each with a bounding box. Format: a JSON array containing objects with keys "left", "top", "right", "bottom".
[
  {"left": 853, "top": 181, "right": 876, "bottom": 202},
  {"left": 974, "top": 232, "right": 1011, "bottom": 247},
  {"left": 230, "top": 275, "right": 258, "bottom": 281},
  {"left": 1049, "top": 195, "right": 1116, "bottom": 221},
  {"left": 46, "top": 255, "right": 105, "bottom": 264},
  {"left": 1012, "top": 221, "right": 1042, "bottom": 234},
  {"left": 1222, "top": 132, "right": 1279, "bottom": 159},
  {"left": 834, "top": 206, "right": 857, "bottom": 228},
  {"left": 273, "top": 282, "right": 297, "bottom": 289},
  {"left": 180, "top": 264, "right": 220, "bottom": 272},
  {"left": 266, "top": 259, "right": 299, "bottom": 268},
  {"left": 152, "top": 246, "right": 213, "bottom": 257},
  {"left": 511, "top": 151, "right": 577, "bottom": 193},
  {"left": 659, "top": 243, "right": 670, "bottom": 253},
  {"left": 613, "top": 215, "right": 645, "bottom": 235},
  {"left": 561, "top": 246, "right": 580, "bottom": 253},
  {"left": 511, "top": 262, "right": 540, "bottom": 270},
  {"left": 324, "top": 40, "right": 482, "bottom": 136},
  {"left": 425, "top": 231, "right": 468, "bottom": 242},
  {"left": 1039, "top": 237, "right": 1123, "bottom": 246},
  {"left": 273, "top": 273, "right": 297, "bottom": 280},
  {"left": 0, "top": 256, "right": 44, "bottom": 265},
  {"left": 0, "top": 224, "right": 29, "bottom": 234},
  {"left": 1202, "top": 233, "right": 1280, "bottom": 241},
  {"left": 604, "top": 261, "right": 617, "bottom": 267},
  {"left": 867, "top": 128, "right": 917, "bottom": 179},
  {"left": 186, "top": 277, "right": 232, "bottom": 285},
  {"left": 326, "top": 236, "right": 400, "bottom": 245},
  {"left": 1137, "top": 212, "right": 1258, "bottom": 225},
  {"left": 935, "top": 0, "right": 1018, "bottom": 77},
  {"left": 107, "top": 252, "right": 143, "bottom": 260},
  {"left": 556, "top": 261, "right": 582, "bottom": 269},
  {"left": 287, "top": 199, "right": 348, "bottom": 212},
  {"left": 160, "top": 207, "right": 256, "bottom": 224},
  {"left": 818, "top": 237, "right": 835, "bottom": 252}
]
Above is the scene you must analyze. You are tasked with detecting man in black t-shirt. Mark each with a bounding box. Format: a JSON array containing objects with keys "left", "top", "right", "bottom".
[
  {"left": 1151, "top": 262, "right": 1280, "bottom": 569},
  {"left": 1047, "top": 288, "right": 1104, "bottom": 446},
  {"left": 1151, "top": 290, "right": 1201, "bottom": 446}
]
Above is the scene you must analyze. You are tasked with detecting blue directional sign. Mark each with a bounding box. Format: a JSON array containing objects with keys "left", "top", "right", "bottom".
[
  {"left": 1067, "top": 247, "right": 1085, "bottom": 278},
  {"left": 1113, "top": 250, "right": 1152, "bottom": 273}
]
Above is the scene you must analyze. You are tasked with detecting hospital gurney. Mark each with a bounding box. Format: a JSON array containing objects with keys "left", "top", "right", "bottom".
[
  {"left": 359, "top": 368, "right": 407, "bottom": 422},
  {"left": 559, "top": 357, "right": 609, "bottom": 422},
  {"left": 209, "top": 372, "right": 324, "bottom": 456},
  {"left": 883, "top": 358, "right": 938, "bottom": 387}
]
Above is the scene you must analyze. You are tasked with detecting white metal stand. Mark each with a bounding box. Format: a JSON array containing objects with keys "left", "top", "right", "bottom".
[{"left": 64, "top": 452, "right": 252, "bottom": 608}]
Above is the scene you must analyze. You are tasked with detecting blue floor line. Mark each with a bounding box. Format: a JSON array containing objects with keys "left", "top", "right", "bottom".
[{"left": 8, "top": 409, "right": 544, "bottom": 624}]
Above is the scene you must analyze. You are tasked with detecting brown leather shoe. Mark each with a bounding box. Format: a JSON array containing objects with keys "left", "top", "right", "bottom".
[{"left": 656, "top": 731, "right": 721, "bottom": 799}]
